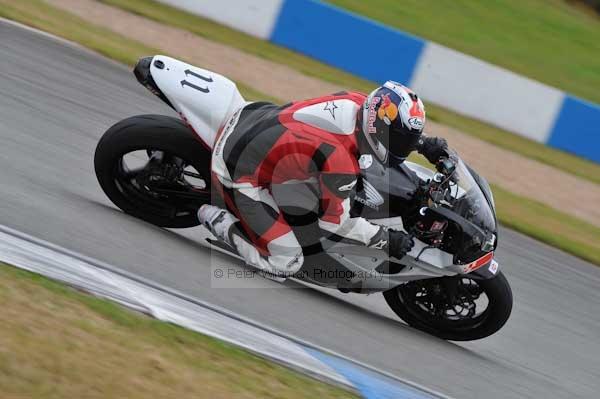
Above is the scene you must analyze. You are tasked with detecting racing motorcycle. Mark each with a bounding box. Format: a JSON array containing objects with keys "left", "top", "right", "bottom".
[{"left": 94, "top": 56, "right": 513, "bottom": 341}]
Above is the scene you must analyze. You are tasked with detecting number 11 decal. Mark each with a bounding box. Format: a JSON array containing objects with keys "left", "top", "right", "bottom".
[{"left": 181, "top": 69, "right": 213, "bottom": 93}]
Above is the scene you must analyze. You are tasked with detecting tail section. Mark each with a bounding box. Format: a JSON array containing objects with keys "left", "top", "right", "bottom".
[{"left": 135, "top": 55, "right": 247, "bottom": 148}]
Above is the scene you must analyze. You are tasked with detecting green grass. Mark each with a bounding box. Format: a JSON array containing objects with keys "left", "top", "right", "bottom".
[
  {"left": 99, "top": 0, "right": 600, "bottom": 184},
  {"left": 425, "top": 106, "right": 600, "bottom": 186},
  {"left": 408, "top": 153, "right": 600, "bottom": 265},
  {"left": 2, "top": 0, "right": 600, "bottom": 265},
  {"left": 328, "top": 0, "right": 600, "bottom": 105},
  {"left": 0, "top": 263, "right": 357, "bottom": 398}
]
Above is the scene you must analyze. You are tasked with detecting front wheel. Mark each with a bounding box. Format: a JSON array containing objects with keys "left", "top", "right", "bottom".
[
  {"left": 94, "top": 114, "right": 212, "bottom": 228},
  {"left": 383, "top": 272, "right": 512, "bottom": 341}
]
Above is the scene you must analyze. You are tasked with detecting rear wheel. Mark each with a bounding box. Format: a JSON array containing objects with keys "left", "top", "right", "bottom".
[
  {"left": 94, "top": 114, "right": 212, "bottom": 228},
  {"left": 383, "top": 272, "right": 512, "bottom": 340}
]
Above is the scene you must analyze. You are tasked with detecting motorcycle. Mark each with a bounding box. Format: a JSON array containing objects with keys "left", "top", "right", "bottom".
[{"left": 94, "top": 55, "right": 513, "bottom": 341}]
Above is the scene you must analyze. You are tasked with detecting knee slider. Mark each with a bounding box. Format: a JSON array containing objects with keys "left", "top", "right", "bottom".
[{"left": 284, "top": 251, "right": 304, "bottom": 274}]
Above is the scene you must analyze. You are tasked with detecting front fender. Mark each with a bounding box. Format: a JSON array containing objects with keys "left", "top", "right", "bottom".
[{"left": 468, "top": 259, "right": 500, "bottom": 280}]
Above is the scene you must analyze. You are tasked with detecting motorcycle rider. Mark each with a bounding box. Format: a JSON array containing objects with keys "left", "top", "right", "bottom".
[{"left": 199, "top": 81, "right": 449, "bottom": 280}]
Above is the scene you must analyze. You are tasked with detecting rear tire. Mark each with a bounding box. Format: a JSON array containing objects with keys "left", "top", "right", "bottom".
[
  {"left": 384, "top": 272, "right": 513, "bottom": 341},
  {"left": 94, "top": 114, "right": 211, "bottom": 228}
]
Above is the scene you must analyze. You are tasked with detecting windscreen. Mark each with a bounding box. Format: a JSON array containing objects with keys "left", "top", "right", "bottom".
[{"left": 447, "top": 158, "right": 496, "bottom": 233}]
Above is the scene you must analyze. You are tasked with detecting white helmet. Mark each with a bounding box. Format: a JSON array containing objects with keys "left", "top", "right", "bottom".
[{"left": 360, "top": 81, "right": 426, "bottom": 164}]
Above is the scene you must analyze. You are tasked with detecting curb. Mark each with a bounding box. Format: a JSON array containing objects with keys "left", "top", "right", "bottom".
[{"left": 0, "top": 224, "right": 448, "bottom": 398}]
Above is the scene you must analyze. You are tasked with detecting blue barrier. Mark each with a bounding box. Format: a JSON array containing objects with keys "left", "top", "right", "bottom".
[
  {"left": 549, "top": 95, "right": 600, "bottom": 163},
  {"left": 270, "top": 0, "right": 425, "bottom": 86},
  {"left": 268, "top": 0, "right": 599, "bottom": 163},
  {"left": 161, "top": 0, "right": 599, "bottom": 163}
]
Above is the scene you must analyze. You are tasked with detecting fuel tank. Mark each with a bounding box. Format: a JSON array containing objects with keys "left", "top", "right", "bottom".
[
  {"left": 351, "top": 157, "right": 423, "bottom": 220},
  {"left": 270, "top": 157, "right": 427, "bottom": 226}
]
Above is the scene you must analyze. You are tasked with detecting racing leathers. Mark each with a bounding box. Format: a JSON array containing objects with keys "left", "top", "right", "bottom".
[{"left": 203, "top": 92, "right": 416, "bottom": 277}]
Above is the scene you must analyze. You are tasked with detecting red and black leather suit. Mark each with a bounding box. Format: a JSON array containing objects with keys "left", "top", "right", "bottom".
[{"left": 211, "top": 92, "right": 391, "bottom": 275}]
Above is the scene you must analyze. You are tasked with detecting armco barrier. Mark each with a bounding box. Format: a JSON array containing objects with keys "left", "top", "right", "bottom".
[{"left": 156, "top": 0, "right": 599, "bottom": 163}]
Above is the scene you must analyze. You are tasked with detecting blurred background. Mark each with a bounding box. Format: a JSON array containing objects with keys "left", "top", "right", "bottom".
[{"left": 1, "top": 1, "right": 599, "bottom": 398}]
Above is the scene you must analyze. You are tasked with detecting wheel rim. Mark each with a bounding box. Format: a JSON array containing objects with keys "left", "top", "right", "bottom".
[
  {"left": 113, "top": 149, "right": 210, "bottom": 219},
  {"left": 398, "top": 277, "right": 491, "bottom": 331}
]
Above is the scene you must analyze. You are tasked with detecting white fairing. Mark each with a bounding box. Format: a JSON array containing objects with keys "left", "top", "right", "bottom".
[{"left": 150, "top": 55, "right": 247, "bottom": 148}]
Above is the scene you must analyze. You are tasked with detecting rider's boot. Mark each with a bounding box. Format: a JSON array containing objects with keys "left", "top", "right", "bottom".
[
  {"left": 198, "top": 204, "right": 288, "bottom": 284},
  {"left": 198, "top": 204, "right": 237, "bottom": 246}
]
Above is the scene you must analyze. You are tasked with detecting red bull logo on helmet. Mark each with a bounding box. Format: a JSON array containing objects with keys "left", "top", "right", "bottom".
[
  {"left": 377, "top": 93, "right": 399, "bottom": 125},
  {"left": 367, "top": 96, "right": 381, "bottom": 134}
]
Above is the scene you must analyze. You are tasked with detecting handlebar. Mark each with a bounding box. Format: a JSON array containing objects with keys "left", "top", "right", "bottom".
[
  {"left": 424, "top": 156, "right": 459, "bottom": 206},
  {"left": 436, "top": 157, "right": 457, "bottom": 175}
]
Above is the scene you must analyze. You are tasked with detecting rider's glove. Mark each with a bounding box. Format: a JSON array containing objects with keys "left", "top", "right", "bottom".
[
  {"left": 417, "top": 136, "right": 449, "bottom": 164},
  {"left": 369, "top": 228, "right": 415, "bottom": 259},
  {"left": 387, "top": 229, "right": 415, "bottom": 259},
  {"left": 367, "top": 227, "right": 414, "bottom": 258}
]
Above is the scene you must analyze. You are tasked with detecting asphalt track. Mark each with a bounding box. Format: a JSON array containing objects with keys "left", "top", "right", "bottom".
[{"left": 1, "top": 20, "right": 599, "bottom": 398}]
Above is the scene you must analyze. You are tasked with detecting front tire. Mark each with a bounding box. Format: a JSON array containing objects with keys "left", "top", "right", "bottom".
[
  {"left": 94, "top": 114, "right": 212, "bottom": 228},
  {"left": 384, "top": 272, "right": 513, "bottom": 341}
]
